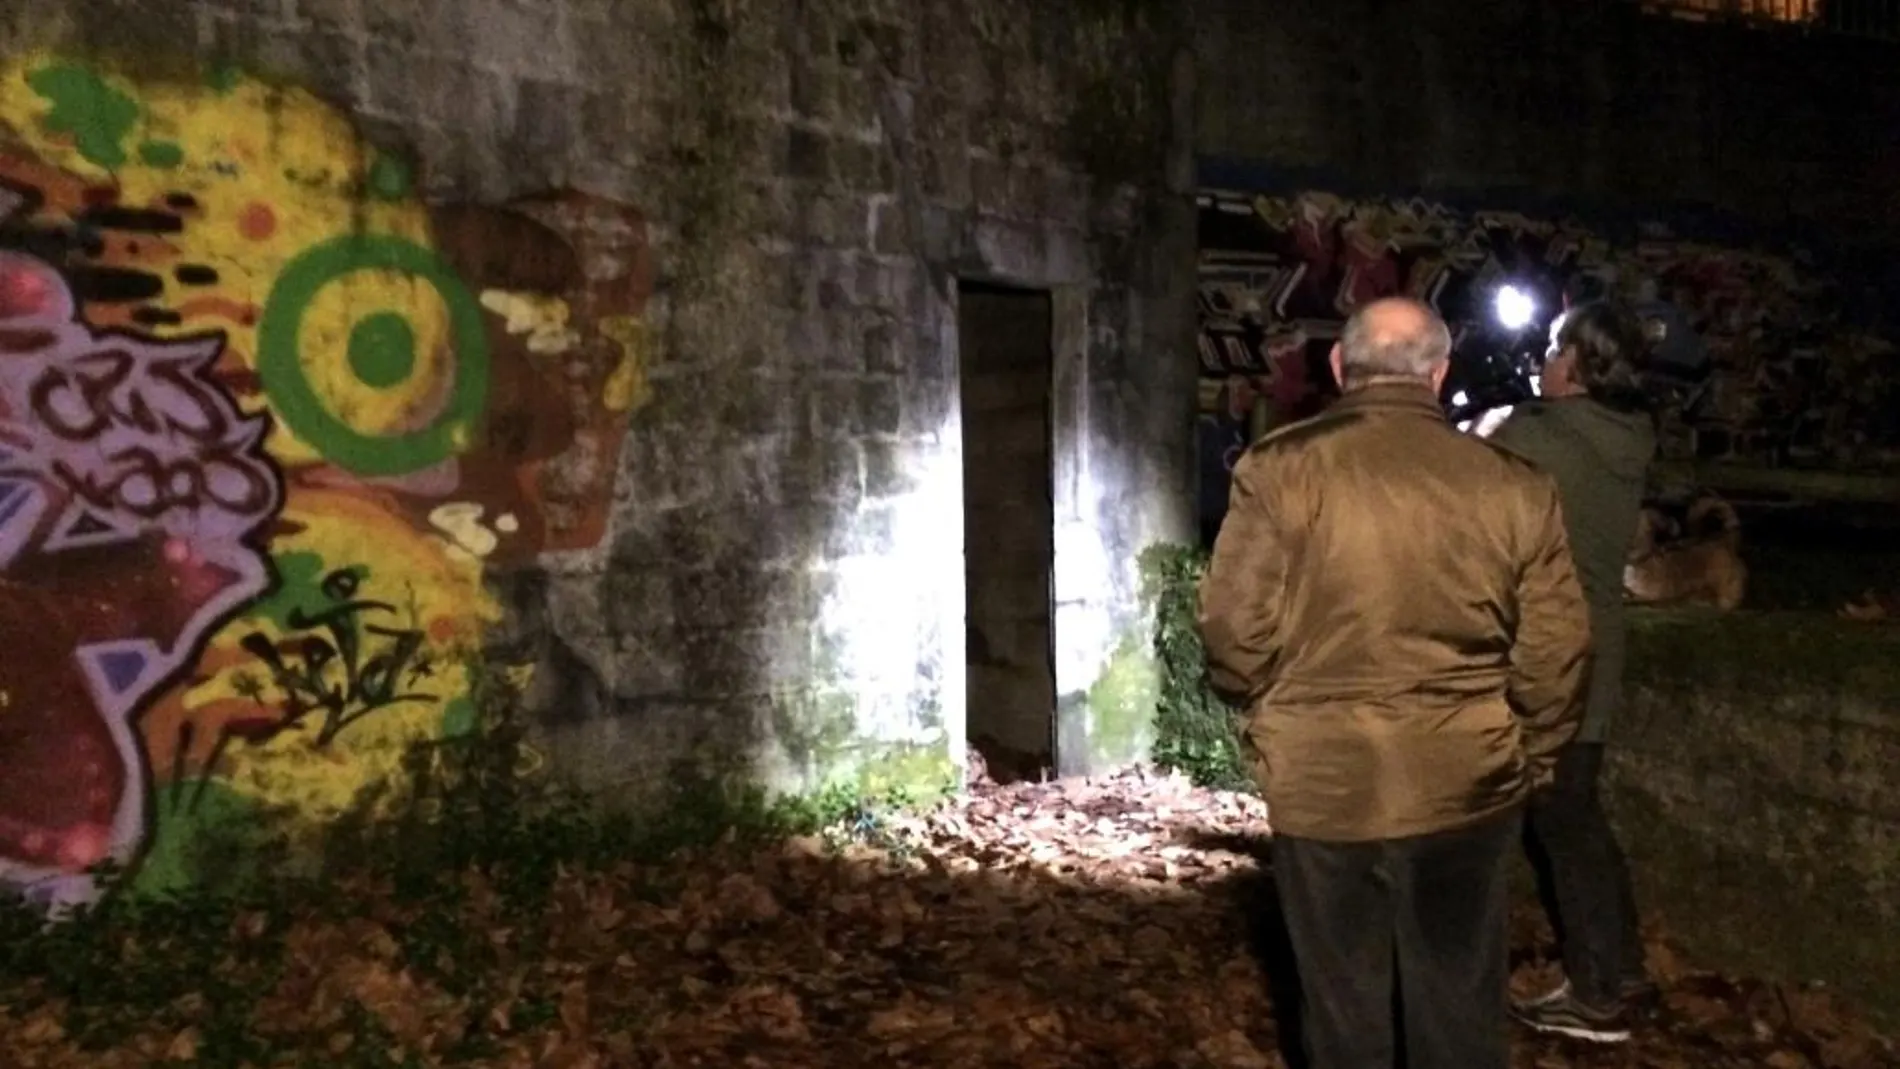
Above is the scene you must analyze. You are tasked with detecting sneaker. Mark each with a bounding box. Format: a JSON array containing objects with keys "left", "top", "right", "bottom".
[
  {"left": 1510, "top": 983, "right": 1632, "bottom": 1044},
  {"left": 1510, "top": 981, "right": 1574, "bottom": 1013}
]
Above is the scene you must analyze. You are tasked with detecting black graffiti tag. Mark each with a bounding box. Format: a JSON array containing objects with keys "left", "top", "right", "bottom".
[{"left": 234, "top": 569, "right": 436, "bottom": 748}]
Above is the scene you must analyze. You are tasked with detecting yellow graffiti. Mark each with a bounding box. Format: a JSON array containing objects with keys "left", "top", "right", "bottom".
[
  {"left": 601, "top": 314, "right": 654, "bottom": 413},
  {"left": 0, "top": 57, "right": 452, "bottom": 468},
  {"left": 0, "top": 55, "right": 501, "bottom": 827},
  {"left": 181, "top": 488, "right": 499, "bottom": 819}
]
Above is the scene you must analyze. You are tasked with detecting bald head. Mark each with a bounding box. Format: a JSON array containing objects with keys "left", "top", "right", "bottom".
[{"left": 1332, "top": 297, "right": 1453, "bottom": 390}]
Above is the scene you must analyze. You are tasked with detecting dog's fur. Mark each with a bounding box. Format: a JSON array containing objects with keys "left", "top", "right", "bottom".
[
  {"left": 1840, "top": 589, "right": 1900, "bottom": 623},
  {"left": 1623, "top": 493, "right": 1747, "bottom": 610}
]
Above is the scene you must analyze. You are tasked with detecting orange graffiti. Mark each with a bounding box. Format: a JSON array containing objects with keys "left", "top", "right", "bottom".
[
  {"left": 173, "top": 295, "right": 259, "bottom": 326},
  {"left": 237, "top": 201, "right": 274, "bottom": 241}
]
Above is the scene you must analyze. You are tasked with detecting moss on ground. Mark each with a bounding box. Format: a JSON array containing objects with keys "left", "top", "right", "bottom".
[{"left": 849, "top": 740, "right": 960, "bottom": 802}]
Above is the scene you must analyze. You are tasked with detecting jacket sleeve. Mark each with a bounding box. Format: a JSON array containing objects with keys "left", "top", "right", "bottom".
[
  {"left": 1486, "top": 409, "right": 1547, "bottom": 463},
  {"left": 1509, "top": 478, "right": 1592, "bottom": 786},
  {"left": 1198, "top": 452, "right": 1289, "bottom": 707}
]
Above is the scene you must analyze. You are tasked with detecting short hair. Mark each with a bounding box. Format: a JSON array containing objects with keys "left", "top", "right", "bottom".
[
  {"left": 1336, "top": 299, "right": 1453, "bottom": 385},
  {"left": 1550, "top": 300, "right": 1651, "bottom": 413}
]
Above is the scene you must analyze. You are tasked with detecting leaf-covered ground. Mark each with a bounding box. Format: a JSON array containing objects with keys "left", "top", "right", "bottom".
[{"left": 2, "top": 768, "right": 1893, "bottom": 1068}]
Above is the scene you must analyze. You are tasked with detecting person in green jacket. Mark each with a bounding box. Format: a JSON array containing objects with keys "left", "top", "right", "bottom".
[{"left": 1485, "top": 299, "right": 1658, "bottom": 1044}]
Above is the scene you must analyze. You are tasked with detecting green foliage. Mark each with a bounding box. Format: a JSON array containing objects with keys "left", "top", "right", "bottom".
[
  {"left": 0, "top": 657, "right": 933, "bottom": 1065},
  {"left": 1137, "top": 544, "right": 1251, "bottom": 792}
]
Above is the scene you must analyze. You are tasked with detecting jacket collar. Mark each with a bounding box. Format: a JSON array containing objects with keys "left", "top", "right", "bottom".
[{"left": 1329, "top": 380, "right": 1448, "bottom": 421}]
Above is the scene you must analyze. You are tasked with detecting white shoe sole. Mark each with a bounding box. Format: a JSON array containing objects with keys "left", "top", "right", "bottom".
[{"left": 1519, "top": 1018, "right": 1632, "bottom": 1044}]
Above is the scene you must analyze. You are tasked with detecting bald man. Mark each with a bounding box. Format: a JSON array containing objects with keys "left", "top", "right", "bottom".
[{"left": 1200, "top": 298, "right": 1592, "bottom": 1069}]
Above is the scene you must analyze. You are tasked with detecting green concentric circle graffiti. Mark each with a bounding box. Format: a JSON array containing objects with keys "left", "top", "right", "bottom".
[{"left": 257, "top": 234, "right": 489, "bottom": 477}]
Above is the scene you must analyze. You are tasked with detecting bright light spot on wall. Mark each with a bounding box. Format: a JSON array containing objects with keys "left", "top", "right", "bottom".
[
  {"left": 812, "top": 430, "right": 965, "bottom": 769},
  {"left": 1052, "top": 513, "right": 1115, "bottom": 697}
]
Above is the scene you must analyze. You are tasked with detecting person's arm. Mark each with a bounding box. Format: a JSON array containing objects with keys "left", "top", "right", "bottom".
[
  {"left": 1485, "top": 407, "right": 1540, "bottom": 455},
  {"left": 1197, "top": 451, "right": 1291, "bottom": 706},
  {"left": 1508, "top": 479, "right": 1592, "bottom": 787}
]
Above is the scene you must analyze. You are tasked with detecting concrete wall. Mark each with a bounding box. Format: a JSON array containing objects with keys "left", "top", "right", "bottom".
[
  {"left": 1609, "top": 612, "right": 1900, "bottom": 1029},
  {"left": 1195, "top": 0, "right": 1900, "bottom": 250},
  {"left": 0, "top": 0, "right": 1199, "bottom": 907}
]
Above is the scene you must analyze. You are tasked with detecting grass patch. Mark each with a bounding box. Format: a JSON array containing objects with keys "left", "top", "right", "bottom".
[{"left": 1628, "top": 606, "right": 1900, "bottom": 702}]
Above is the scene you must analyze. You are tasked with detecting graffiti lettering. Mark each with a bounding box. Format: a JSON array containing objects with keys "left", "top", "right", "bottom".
[
  {"left": 0, "top": 247, "right": 282, "bottom": 909},
  {"left": 52, "top": 442, "right": 276, "bottom": 518},
  {"left": 1195, "top": 186, "right": 1896, "bottom": 537},
  {"left": 27, "top": 350, "right": 232, "bottom": 443},
  {"left": 234, "top": 569, "right": 435, "bottom": 748}
]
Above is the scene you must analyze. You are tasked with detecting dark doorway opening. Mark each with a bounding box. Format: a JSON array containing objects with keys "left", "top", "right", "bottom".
[{"left": 957, "top": 280, "right": 1056, "bottom": 785}]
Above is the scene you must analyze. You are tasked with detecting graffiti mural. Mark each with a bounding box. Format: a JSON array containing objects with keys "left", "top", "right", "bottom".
[
  {"left": 1195, "top": 187, "right": 1900, "bottom": 537},
  {"left": 0, "top": 56, "right": 655, "bottom": 906}
]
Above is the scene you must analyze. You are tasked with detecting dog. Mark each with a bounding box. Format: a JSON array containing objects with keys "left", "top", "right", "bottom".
[
  {"left": 1623, "top": 493, "right": 1747, "bottom": 611},
  {"left": 1840, "top": 589, "right": 1900, "bottom": 623}
]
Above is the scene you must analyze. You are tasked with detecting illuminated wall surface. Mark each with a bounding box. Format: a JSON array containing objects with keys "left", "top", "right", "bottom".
[
  {"left": 0, "top": 3, "right": 1196, "bottom": 908},
  {"left": 1195, "top": 188, "right": 1900, "bottom": 525}
]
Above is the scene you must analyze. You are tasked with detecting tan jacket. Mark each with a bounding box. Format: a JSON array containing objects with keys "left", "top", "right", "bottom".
[{"left": 1199, "top": 382, "right": 1591, "bottom": 842}]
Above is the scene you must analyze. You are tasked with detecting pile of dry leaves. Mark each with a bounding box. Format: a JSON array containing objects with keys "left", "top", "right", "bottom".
[{"left": 2, "top": 767, "right": 1893, "bottom": 1068}]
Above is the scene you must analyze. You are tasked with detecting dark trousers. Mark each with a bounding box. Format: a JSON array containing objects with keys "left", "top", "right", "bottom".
[
  {"left": 1524, "top": 742, "right": 1644, "bottom": 1006},
  {"left": 1271, "top": 809, "right": 1519, "bottom": 1069}
]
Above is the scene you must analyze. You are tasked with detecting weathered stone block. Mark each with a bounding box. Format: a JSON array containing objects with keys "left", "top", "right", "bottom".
[
  {"left": 862, "top": 439, "right": 919, "bottom": 498},
  {"left": 870, "top": 197, "right": 909, "bottom": 256},
  {"left": 513, "top": 78, "right": 586, "bottom": 176},
  {"left": 855, "top": 376, "right": 904, "bottom": 437},
  {"left": 863, "top": 318, "right": 903, "bottom": 374},
  {"left": 899, "top": 378, "right": 953, "bottom": 436},
  {"left": 781, "top": 434, "right": 864, "bottom": 506},
  {"left": 784, "top": 126, "right": 830, "bottom": 182}
]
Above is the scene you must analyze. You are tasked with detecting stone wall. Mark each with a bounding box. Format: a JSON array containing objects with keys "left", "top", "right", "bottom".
[
  {"left": 1609, "top": 611, "right": 1900, "bottom": 1029},
  {"left": 0, "top": 0, "right": 1199, "bottom": 907},
  {"left": 1195, "top": 0, "right": 1900, "bottom": 250}
]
